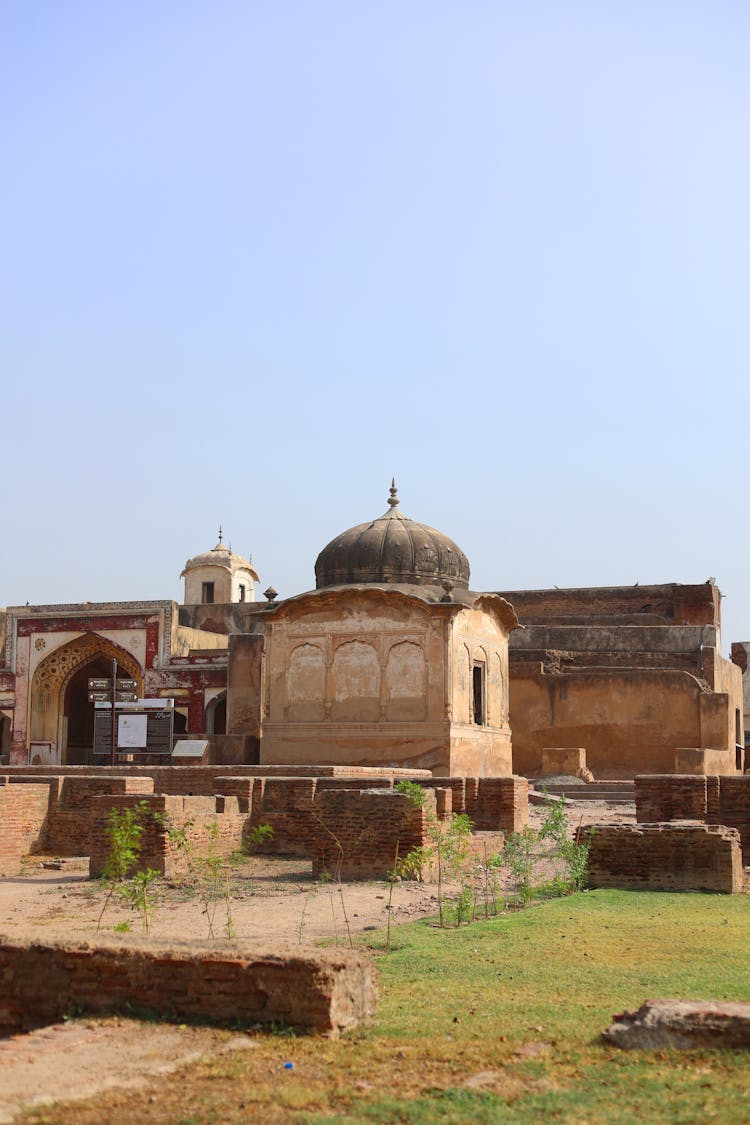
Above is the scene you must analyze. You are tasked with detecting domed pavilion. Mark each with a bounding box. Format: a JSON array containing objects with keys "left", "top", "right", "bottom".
[{"left": 253, "top": 483, "right": 518, "bottom": 777}]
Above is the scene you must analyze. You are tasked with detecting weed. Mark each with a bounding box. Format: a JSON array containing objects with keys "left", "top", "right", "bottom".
[
  {"left": 96, "top": 801, "right": 153, "bottom": 932},
  {"left": 396, "top": 784, "right": 475, "bottom": 928},
  {"left": 503, "top": 792, "right": 590, "bottom": 904},
  {"left": 168, "top": 818, "right": 274, "bottom": 940},
  {"left": 312, "top": 816, "right": 354, "bottom": 947}
]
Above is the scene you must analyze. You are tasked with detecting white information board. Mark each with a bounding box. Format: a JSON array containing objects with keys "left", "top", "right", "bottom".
[{"left": 118, "top": 713, "right": 148, "bottom": 748}]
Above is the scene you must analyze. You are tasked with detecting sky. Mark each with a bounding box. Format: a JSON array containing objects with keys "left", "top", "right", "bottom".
[{"left": 2, "top": 2, "right": 749, "bottom": 650}]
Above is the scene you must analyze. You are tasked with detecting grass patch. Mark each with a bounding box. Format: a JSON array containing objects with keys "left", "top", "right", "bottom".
[{"left": 21, "top": 890, "right": 750, "bottom": 1124}]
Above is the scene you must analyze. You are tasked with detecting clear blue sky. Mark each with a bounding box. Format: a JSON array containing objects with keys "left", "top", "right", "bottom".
[{"left": 2, "top": 2, "right": 748, "bottom": 649}]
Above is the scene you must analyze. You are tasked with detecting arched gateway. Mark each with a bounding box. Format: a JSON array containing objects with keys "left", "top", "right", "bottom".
[{"left": 29, "top": 634, "right": 143, "bottom": 765}]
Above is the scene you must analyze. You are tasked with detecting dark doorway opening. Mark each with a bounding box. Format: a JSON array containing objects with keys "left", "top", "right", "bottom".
[{"left": 64, "top": 657, "right": 115, "bottom": 765}]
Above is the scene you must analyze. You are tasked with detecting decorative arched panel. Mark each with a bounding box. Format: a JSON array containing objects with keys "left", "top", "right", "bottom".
[
  {"left": 452, "top": 642, "right": 472, "bottom": 724},
  {"left": 385, "top": 641, "right": 427, "bottom": 721},
  {"left": 287, "top": 643, "right": 326, "bottom": 722},
  {"left": 29, "top": 633, "right": 143, "bottom": 750},
  {"left": 494, "top": 650, "right": 507, "bottom": 725},
  {"left": 331, "top": 640, "right": 380, "bottom": 722}
]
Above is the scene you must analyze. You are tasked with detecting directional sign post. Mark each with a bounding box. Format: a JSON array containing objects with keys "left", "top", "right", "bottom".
[{"left": 88, "top": 661, "right": 134, "bottom": 766}]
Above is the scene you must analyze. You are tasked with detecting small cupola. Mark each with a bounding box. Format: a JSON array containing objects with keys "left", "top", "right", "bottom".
[{"left": 181, "top": 528, "right": 260, "bottom": 604}]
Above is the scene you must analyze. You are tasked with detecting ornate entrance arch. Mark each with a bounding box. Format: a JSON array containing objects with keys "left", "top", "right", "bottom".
[{"left": 29, "top": 634, "right": 143, "bottom": 763}]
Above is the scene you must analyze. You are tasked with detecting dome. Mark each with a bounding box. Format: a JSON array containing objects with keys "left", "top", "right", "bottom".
[
  {"left": 181, "top": 529, "right": 258, "bottom": 580},
  {"left": 315, "top": 482, "right": 470, "bottom": 590}
]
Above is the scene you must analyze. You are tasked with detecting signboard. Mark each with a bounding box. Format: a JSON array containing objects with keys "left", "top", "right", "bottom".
[
  {"left": 118, "top": 713, "right": 148, "bottom": 748},
  {"left": 88, "top": 678, "right": 138, "bottom": 692},
  {"left": 88, "top": 691, "right": 138, "bottom": 703},
  {"left": 93, "top": 703, "right": 174, "bottom": 758},
  {"left": 94, "top": 699, "right": 174, "bottom": 710}
]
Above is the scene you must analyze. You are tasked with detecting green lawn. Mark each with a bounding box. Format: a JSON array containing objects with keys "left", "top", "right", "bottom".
[{"left": 25, "top": 890, "right": 750, "bottom": 1124}]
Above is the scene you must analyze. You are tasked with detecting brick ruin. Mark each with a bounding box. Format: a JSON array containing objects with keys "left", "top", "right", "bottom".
[
  {"left": 582, "top": 822, "right": 744, "bottom": 894},
  {"left": 0, "top": 765, "right": 529, "bottom": 881},
  {"left": 0, "top": 937, "right": 377, "bottom": 1037},
  {"left": 573, "top": 771, "right": 750, "bottom": 895}
]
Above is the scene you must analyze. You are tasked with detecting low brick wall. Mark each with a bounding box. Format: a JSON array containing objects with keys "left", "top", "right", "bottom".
[
  {"left": 310, "top": 788, "right": 506, "bottom": 881},
  {"left": 1, "top": 767, "right": 527, "bottom": 869},
  {"left": 414, "top": 776, "right": 528, "bottom": 833},
  {"left": 473, "top": 777, "right": 528, "bottom": 833},
  {"left": 88, "top": 794, "right": 246, "bottom": 878},
  {"left": 635, "top": 775, "right": 750, "bottom": 862},
  {"left": 0, "top": 937, "right": 377, "bottom": 1037},
  {"left": 47, "top": 776, "right": 156, "bottom": 856},
  {"left": 312, "top": 788, "right": 438, "bottom": 880},
  {"left": 0, "top": 782, "right": 51, "bottom": 868},
  {"left": 582, "top": 822, "right": 743, "bottom": 893},
  {"left": 2, "top": 764, "right": 430, "bottom": 795}
]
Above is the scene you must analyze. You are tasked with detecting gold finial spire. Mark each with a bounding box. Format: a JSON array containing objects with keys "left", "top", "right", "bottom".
[{"left": 388, "top": 478, "right": 399, "bottom": 508}]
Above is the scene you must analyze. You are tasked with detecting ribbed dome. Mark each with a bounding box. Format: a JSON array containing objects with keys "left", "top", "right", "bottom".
[{"left": 315, "top": 482, "right": 470, "bottom": 590}]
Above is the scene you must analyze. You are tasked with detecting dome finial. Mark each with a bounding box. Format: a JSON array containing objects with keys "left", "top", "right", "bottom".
[
  {"left": 388, "top": 478, "right": 399, "bottom": 508},
  {"left": 218, "top": 524, "right": 223, "bottom": 544}
]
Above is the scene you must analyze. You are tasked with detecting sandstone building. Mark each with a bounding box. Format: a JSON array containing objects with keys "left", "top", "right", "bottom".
[
  {"left": 0, "top": 488, "right": 744, "bottom": 779},
  {"left": 230, "top": 484, "right": 518, "bottom": 776},
  {"left": 498, "top": 582, "right": 744, "bottom": 778}
]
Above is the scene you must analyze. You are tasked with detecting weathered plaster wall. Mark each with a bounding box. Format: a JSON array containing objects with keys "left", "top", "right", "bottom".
[
  {"left": 258, "top": 590, "right": 514, "bottom": 776},
  {"left": 498, "top": 583, "right": 721, "bottom": 627},
  {"left": 261, "top": 590, "right": 450, "bottom": 770},
  {"left": 510, "top": 669, "right": 736, "bottom": 779}
]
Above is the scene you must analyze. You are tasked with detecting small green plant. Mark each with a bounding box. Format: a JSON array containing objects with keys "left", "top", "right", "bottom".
[
  {"left": 120, "top": 867, "right": 160, "bottom": 933},
  {"left": 503, "top": 793, "right": 590, "bottom": 905},
  {"left": 244, "top": 822, "right": 274, "bottom": 853},
  {"left": 168, "top": 818, "right": 274, "bottom": 940},
  {"left": 312, "top": 815, "right": 354, "bottom": 947},
  {"left": 395, "top": 784, "right": 475, "bottom": 928},
  {"left": 97, "top": 801, "right": 152, "bottom": 931},
  {"left": 113, "top": 920, "right": 131, "bottom": 933},
  {"left": 394, "top": 779, "right": 426, "bottom": 805}
]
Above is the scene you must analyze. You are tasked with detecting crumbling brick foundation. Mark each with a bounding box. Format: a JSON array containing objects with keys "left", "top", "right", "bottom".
[
  {"left": 581, "top": 822, "right": 743, "bottom": 893},
  {"left": 0, "top": 937, "right": 377, "bottom": 1037},
  {"left": 88, "top": 793, "right": 246, "bottom": 878},
  {"left": 635, "top": 774, "right": 750, "bottom": 862},
  {"left": 0, "top": 781, "right": 50, "bottom": 867}
]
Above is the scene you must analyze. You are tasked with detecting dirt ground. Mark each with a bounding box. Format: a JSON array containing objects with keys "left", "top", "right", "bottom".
[{"left": 0, "top": 799, "right": 634, "bottom": 1122}]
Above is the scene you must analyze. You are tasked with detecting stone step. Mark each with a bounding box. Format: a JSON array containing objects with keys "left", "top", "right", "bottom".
[{"left": 531, "top": 781, "right": 635, "bottom": 803}]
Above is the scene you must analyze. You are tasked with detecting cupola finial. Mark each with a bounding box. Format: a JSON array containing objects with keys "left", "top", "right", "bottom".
[{"left": 388, "top": 478, "right": 399, "bottom": 508}]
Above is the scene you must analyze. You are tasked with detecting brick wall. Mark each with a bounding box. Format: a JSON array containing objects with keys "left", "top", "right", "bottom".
[
  {"left": 472, "top": 777, "right": 528, "bottom": 833},
  {"left": 46, "top": 776, "right": 155, "bottom": 856},
  {"left": 0, "top": 782, "right": 50, "bottom": 867},
  {"left": 635, "top": 775, "right": 709, "bottom": 821},
  {"left": 714, "top": 777, "right": 750, "bottom": 863},
  {"left": 88, "top": 793, "right": 246, "bottom": 878},
  {"left": 312, "top": 788, "right": 438, "bottom": 880},
  {"left": 412, "top": 776, "right": 528, "bottom": 833},
  {"left": 582, "top": 822, "right": 742, "bottom": 893},
  {"left": 635, "top": 774, "right": 750, "bottom": 862},
  {"left": 0, "top": 937, "right": 377, "bottom": 1037}
]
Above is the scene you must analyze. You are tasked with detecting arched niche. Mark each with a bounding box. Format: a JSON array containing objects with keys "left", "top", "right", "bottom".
[
  {"left": 331, "top": 640, "right": 380, "bottom": 722},
  {"left": 29, "top": 634, "right": 143, "bottom": 764},
  {"left": 385, "top": 641, "right": 427, "bottom": 721},
  {"left": 287, "top": 643, "right": 326, "bottom": 722},
  {"left": 205, "top": 691, "right": 227, "bottom": 735}
]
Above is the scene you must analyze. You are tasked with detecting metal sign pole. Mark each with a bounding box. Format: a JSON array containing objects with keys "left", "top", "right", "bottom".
[{"left": 110, "top": 658, "right": 117, "bottom": 767}]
